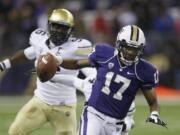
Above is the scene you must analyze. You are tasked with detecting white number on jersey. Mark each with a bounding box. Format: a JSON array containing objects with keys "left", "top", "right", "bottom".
[
  {"left": 34, "top": 29, "right": 46, "bottom": 35},
  {"left": 154, "top": 70, "right": 159, "bottom": 84},
  {"left": 101, "top": 72, "right": 131, "bottom": 100}
]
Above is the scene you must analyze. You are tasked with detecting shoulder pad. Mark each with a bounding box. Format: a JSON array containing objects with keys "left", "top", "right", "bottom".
[
  {"left": 29, "top": 28, "right": 48, "bottom": 46},
  {"left": 69, "top": 38, "right": 93, "bottom": 56},
  {"left": 68, "top": 38, "right": 92, "bottom": 47},
  {"left": 90, "top": 44, "right": 117, "bottom": 63},
  {"left": 78, "top": 39, "right": 92, "bottom": 48},
  {"left": 135, "top": 59, "right": 159, "bottom": 89}
]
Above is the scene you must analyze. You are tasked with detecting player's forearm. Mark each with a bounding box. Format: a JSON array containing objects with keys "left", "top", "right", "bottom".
[
  {"left": 61, "top": 59, "right": 91, "bottom": 69},
  {"left": 10, "top": 50, "right": 29, "bottom": 66},
  {"left": 0, "top": 50, "right": 29, "bottom": 71},
  {"left": 73, "top": 77, "right": 84, "bottom": 91},
  {"left": 143, "top": 88, "right": 160, "bottom": 113},
  {"left": 0, "top": 51, "right": 28, "bottom": 71},
  {"left": 51, "top": 74, "right": 75, "bottom": 87},
  {"left": 148, "top": 98, "right": 160, "bottom": 113},
  {"left": 51, "top": 75, "right": 84, "bottom": 91}
]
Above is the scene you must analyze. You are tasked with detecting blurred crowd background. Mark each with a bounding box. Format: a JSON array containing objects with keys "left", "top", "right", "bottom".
[{"left": 0, "top": 0, "right": 180, "bottom": 95}]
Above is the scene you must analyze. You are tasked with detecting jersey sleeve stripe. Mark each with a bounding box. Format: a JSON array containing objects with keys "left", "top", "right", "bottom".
[{"left": 78, "top": 46, "right": 92, "bottom": 48}]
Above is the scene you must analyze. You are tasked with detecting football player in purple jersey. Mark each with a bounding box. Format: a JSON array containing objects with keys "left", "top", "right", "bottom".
[
  {"left": 61, "top": 25, "right": 167, "bottom": 135},
  {"left": 52, "top": 67, "right": 135, "bottom": 135}
]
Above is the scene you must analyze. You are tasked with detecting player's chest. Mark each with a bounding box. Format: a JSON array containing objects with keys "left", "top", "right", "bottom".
[
  {"left": 37, "top": 43, "right": 78, "bottom": 58},
  {"left": 98, "top": 59, "right": 137, "bottom": 80},
  {"left": 97, "top": 60, "right": 140, "bottom": 92}
]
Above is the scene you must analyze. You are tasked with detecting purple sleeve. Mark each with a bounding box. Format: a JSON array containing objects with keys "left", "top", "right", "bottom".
[
  {"left": 136, "top": 60, "right": 159, "bottom": 91},
  {"left": 89, "top": 51, "right": 98, "bottom": 67},
  {"left": 141, "top": 69, "right": 159, "bottom": 91},
  {"left": 89, "top": 44, "right": 115, "bottom": 66}
]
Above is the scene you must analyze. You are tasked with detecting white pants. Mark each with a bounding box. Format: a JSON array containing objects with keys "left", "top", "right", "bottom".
[{"left": 78, "top": 106, "right": 124, "bottom": 135}]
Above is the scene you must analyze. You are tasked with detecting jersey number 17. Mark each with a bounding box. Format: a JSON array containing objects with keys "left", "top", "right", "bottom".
[{"left": 101, "top": 72, "right": 131, "bottom": 100}]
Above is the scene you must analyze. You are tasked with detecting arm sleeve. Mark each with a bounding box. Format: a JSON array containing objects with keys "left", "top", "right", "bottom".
[
  {"left": 24, "top": 46, "right": 36, "bottom": 60},
  {"left": 73, "top": 39, "right": 93, "bottom": 59},
  {"left": 80, "top": 68, "right": 97, "bottom": 77},
  {"left": 73, "top": 78, "right": 84, "bottom": 92},
  {"left": 136, "top": 60, "right": 159, "bottom": 91},
  {"left": 89, "top": 48, "right": 98, "bottom": 67},
  {"left": 89, "top": 44, "right": 115, "bottom": 66},
  {"left": 51, "top": 74, "right": 84, "bottom": 91},
  {"left": 51, "top": 74, "right": 76, "bottom": 87},
  {"left": 141, "top": 69, "right": 159, "bottom": 91}
]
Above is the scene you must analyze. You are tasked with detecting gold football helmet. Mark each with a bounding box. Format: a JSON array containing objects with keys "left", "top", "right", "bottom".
[{"left": 48, "top": 9, "right": 74, "bottom": 45}]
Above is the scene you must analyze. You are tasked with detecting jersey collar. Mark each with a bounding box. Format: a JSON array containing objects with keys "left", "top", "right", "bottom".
[{"left": 46, "top": 39, "right": 56, "bottom": 49}]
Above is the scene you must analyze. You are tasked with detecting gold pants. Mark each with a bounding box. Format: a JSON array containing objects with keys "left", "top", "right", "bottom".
[{"left": 8, "top": 96, "right": 76, "bottom": 135}]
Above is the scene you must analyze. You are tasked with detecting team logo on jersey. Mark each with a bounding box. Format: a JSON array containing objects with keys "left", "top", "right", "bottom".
[{"left": 108, "top": 63, "right": 114, "bottom": 69}]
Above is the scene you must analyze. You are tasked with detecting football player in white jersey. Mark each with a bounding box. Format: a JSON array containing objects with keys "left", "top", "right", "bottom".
[
  {"left": 52, "top": 67, "right": 135, "bottom": 135},
  {"left": 0, "top": 9, "right": 92, "bottom": 135}
]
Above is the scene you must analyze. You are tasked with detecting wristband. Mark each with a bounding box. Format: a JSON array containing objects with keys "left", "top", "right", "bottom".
[
  {"left": 151, "top": 111, "right": 159, "bottom": 116},
  {"left": 3, "top": 59, "right": 11, "bottom": 69}
]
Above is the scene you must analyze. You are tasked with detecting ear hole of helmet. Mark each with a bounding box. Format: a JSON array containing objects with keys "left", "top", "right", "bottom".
[{"left": 116, "top": 39, "right": 128, "bottom": 51}]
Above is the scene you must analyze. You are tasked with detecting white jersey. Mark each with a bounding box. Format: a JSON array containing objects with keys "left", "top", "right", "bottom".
[{"left": 24, "top": 28, "right": 92, "bottom": 105}]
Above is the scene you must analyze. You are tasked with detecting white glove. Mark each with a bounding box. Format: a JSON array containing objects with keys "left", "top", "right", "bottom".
[{"left": 146, "top": 111, "right": 167, "bottom": 128}]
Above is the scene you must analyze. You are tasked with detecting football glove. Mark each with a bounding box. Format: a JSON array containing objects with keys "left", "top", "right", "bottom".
[{"left": 146, "top": 111, "right": 167, "bottom": 129}]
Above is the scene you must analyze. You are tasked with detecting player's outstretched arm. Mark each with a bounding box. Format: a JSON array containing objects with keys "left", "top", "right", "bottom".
[
  {"left": 143, "top": 88, "right": 167, "bottom": 128},
  {"left": 51, "top": 75, "right": 84, "bottom": 89},
  {"left": 0, "top": 50, "right": 30, "bottom": 72},
  {"left": 61, "top": 59, "right": 91, "bottom": 69}
]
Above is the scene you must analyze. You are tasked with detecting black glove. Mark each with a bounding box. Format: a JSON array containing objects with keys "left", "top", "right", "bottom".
[{"left": 146, "top": 111, "right": 167, "bottom": 129}]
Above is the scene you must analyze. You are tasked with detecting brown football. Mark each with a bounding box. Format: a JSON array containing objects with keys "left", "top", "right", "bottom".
[{"left": 36, "top": 53, "right": 59, "bottom": 82}]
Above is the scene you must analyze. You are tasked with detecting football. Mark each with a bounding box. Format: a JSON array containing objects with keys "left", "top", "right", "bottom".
[{"left": 36, "top": 53, "right": 59, "bottom": 82}]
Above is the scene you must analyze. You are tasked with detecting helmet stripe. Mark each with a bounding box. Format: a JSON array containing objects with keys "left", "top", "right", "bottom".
[
  {"left": 132, "top": 25, "right": 138, "bottom": 41},
  {"left": 136, "top": 27, "right": 139, "bottom": 41},
  {"left": 130, "top": 25, "right": 133, "bottom": 40},
  {"left": 130, "top": 25, "right": 140, "bottom": 42}
]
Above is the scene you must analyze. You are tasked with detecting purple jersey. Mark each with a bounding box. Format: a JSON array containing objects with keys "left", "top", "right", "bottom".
[{"left": 88, "top": 44, "right": 159, "bottom": 119}]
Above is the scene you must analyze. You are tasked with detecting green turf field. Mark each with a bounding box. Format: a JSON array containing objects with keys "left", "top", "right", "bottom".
[{"left": 0, "top": 96, "right": 179, "bottom": 135}]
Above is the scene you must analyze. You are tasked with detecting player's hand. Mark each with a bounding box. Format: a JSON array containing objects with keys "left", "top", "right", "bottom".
[
  {"left": 146, "top": 111, "right": 167, "bottom": 129},
  {"left": 41, "top": 50, "right": 63, "bottom": 65}
]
